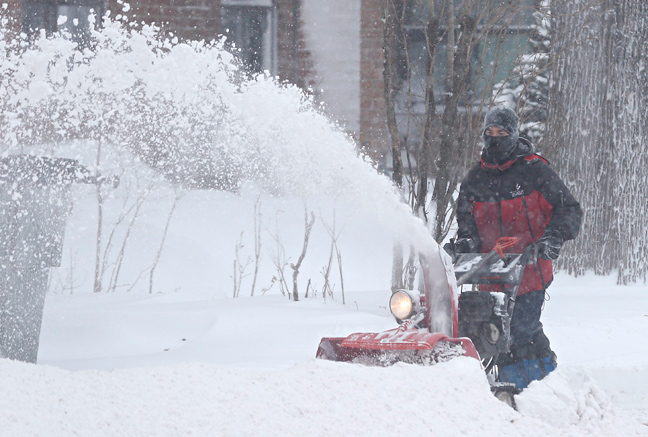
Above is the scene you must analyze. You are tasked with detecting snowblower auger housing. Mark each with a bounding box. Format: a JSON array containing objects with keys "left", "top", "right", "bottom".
[
  {"left": 316, "top": 237, "right": 531, "bottom": 370},
  {"left": 316, "top": 244, "right": 481, "bottom": 366}
]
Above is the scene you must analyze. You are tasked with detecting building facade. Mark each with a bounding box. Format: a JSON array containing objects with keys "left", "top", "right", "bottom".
[
  {"left": 8, "top": 0, "right": 388, "bottom": 162},
  {"left": 7, "top": 1, "right": 538, "bottom": 166}
]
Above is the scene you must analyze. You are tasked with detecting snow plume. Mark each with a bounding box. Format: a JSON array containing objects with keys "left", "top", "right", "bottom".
[
  {"left": 0, "top": 14, "right": 367, "bottom": 198},
  {"left": 0, "top": 13, "right": 438, "bottom": 297}
]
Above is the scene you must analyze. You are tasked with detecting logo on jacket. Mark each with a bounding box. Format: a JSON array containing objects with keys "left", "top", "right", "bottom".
[{"left": 511, "top": 184, "right": 524, "bottom": 198}]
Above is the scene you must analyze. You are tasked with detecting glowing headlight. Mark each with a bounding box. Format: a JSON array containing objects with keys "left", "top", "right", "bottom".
[{"left": 389, "top": 289, "right": 420, "bottom": 321}]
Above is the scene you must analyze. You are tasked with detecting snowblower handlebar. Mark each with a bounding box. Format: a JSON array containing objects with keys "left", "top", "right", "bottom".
[
  {"left": 493, "top": 237, "right": 518, "bottom": 257},
  {"left": 455, "top": 237, "right": 520, "bottom": 287}
]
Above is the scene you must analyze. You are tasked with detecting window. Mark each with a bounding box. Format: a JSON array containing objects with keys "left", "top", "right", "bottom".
[
  {"left": 56, "top": 5, "right": 97, "bottom": 45},
  {"left": 221, "top": 0, "right": 277, "bottom": 75},
  {"left": 395, "top": 0, "right": 537, "bottom": 112},
  {"left": 21, "top": 0, "right": 103, "bottom": 46}
]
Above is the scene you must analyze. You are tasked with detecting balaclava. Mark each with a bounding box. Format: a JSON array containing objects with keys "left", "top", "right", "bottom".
[{"left": 482, "top": 107, "right": 520, "bottom": 165}]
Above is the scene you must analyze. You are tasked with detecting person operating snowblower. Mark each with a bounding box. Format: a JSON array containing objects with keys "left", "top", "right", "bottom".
[{"left": 444, "top": 107, "right": 582, "bottom": 390}]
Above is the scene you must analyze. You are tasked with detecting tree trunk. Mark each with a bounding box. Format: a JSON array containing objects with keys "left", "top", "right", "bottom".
[
  {"left": 547, "top": 0, "right": 648, "bottom": 282},
  {"left": 383, "top": 0, "right": 404, "bottom": 189},
  {"left": 384, "top": 0, "right": 405, "bottom": 292},
  {"left": 291, "top": 209, "right": 315, "bottom": 301},
  {"left": 416, "top": 12, "right": 440, "bottom": 222},
  {"left": 93, "top": 141, "right": 103, "bottom": 293},
  {"left": 433, "top": 11, "right": 476, "bottom": 243}
]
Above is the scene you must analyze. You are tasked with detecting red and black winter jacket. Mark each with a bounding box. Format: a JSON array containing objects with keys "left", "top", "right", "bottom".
[{"left": 456, "top": 139, "right": 582, "bottom": 295}]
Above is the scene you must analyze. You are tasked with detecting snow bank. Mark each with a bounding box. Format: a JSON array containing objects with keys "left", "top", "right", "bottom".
[
  {"left": 518, "top": 369, "right": 643, "bottom": 436},
  {"left": 1, "top": 355, "right": 644, "bottom": 436},
  {"left": 25, "top": 288, "right": 648, "bottom": 436}
]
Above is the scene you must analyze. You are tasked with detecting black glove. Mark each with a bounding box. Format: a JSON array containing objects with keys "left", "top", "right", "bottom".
[
  {"left": 443, "top": 238, "right": 478, "bottom": 260},
  {"left": 536, "top": 230, "right": 564, "bottom": 260}
]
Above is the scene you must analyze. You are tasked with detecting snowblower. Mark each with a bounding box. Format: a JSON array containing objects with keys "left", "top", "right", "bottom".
[{"left": 316, "top": 237, "right": 533, "bottom": 406}]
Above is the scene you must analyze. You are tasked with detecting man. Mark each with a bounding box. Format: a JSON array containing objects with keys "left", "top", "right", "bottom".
[{"left": 446, "top": 107, "right": 582, "bottom": 389}]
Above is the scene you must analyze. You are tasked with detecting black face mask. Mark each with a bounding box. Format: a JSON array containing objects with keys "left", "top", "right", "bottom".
[{"left": 483, "top": 135, "right": 517, "bottom": 165}]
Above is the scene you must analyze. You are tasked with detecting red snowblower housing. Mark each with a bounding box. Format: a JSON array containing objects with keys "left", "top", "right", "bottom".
[{"left": 316, "top": 237, "right": 522, "bottom": 367}]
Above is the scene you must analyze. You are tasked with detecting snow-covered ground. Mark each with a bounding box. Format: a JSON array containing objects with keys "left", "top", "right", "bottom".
[{"left": 0, "top": 271, "right": 645, "bottom": 436}]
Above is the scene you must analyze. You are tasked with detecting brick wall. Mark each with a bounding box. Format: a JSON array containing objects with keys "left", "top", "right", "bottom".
[
  {"left": 107, "top": 0, "right": 221, "bottom": 42},
  {"left": 7, "top": 0, "right": 383, "bottom": 162},
  {"left": 110, "top": 0, "right": 311, "bottom": 86},
  {"left": 359, "top": 0, "right": 388, "bottom": 162},
  {"left": 275, "top": 0, "right": 312, "bottom": 88}
]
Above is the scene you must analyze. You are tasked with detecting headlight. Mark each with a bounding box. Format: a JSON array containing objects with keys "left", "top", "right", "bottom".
[{"left": 389, "top": 289, "right": 420, "bottom": 321}]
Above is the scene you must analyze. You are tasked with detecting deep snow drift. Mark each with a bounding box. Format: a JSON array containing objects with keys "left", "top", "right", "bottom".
[{"left": 0, "top": 11, "right": 646, "bottom": 437}]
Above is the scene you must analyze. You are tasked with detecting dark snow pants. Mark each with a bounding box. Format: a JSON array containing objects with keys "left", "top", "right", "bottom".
[
  {"left": 498, "top": 289, "right": 557, "bottom": 389},
  {"left": 510, "top": 289, "right": 552, "bottom": 355}
]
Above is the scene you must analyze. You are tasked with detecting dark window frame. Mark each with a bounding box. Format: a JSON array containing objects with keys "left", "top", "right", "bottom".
[
  {"left": 221, "top": 3, "right": 277, "bottom": 76},
  {"left": 395, "top": 0, "right": 538, "bottom": 115},
  {"left": 21, "top": 0, "right": 104, "bottom": 45}
]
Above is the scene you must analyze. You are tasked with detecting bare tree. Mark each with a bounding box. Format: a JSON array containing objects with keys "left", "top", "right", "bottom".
[
  {"left": 149, "top": 191, "right": 184, "bottom": 294},
  {"left": 267, "top": 212, "right": 291, "bottom": 297},
  {"left": 231, "top": 232, "right": 252, "bottom": 298},
  {"left": 320, "top": 232, "right": 336, "bottom": 300},
  {"left": 320, "top": 210, "right": 344, "bottom": 301},
  {"left": 383, "top": 0, "right": 529, "bottom": 290},
  {"left": 93, "top": 141, "right": 104, "bottom": 293},
  {"left": 335, "top": 243, "right": 346, "bottom": 305},
  {"left": 384, "top": 0, "right": 406, "bottom": 190},
  {"left": 250, "top": 196, "right": 262, "bottom": 296},
  {"left": 290, "top": 207, "right": 316, "bottom": 302},
  {"left": 94, "top": 181, "right": 152, "bottom": 293},
  {"left": 107, "top": 193, "right": 147, "bottom": 293}
]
